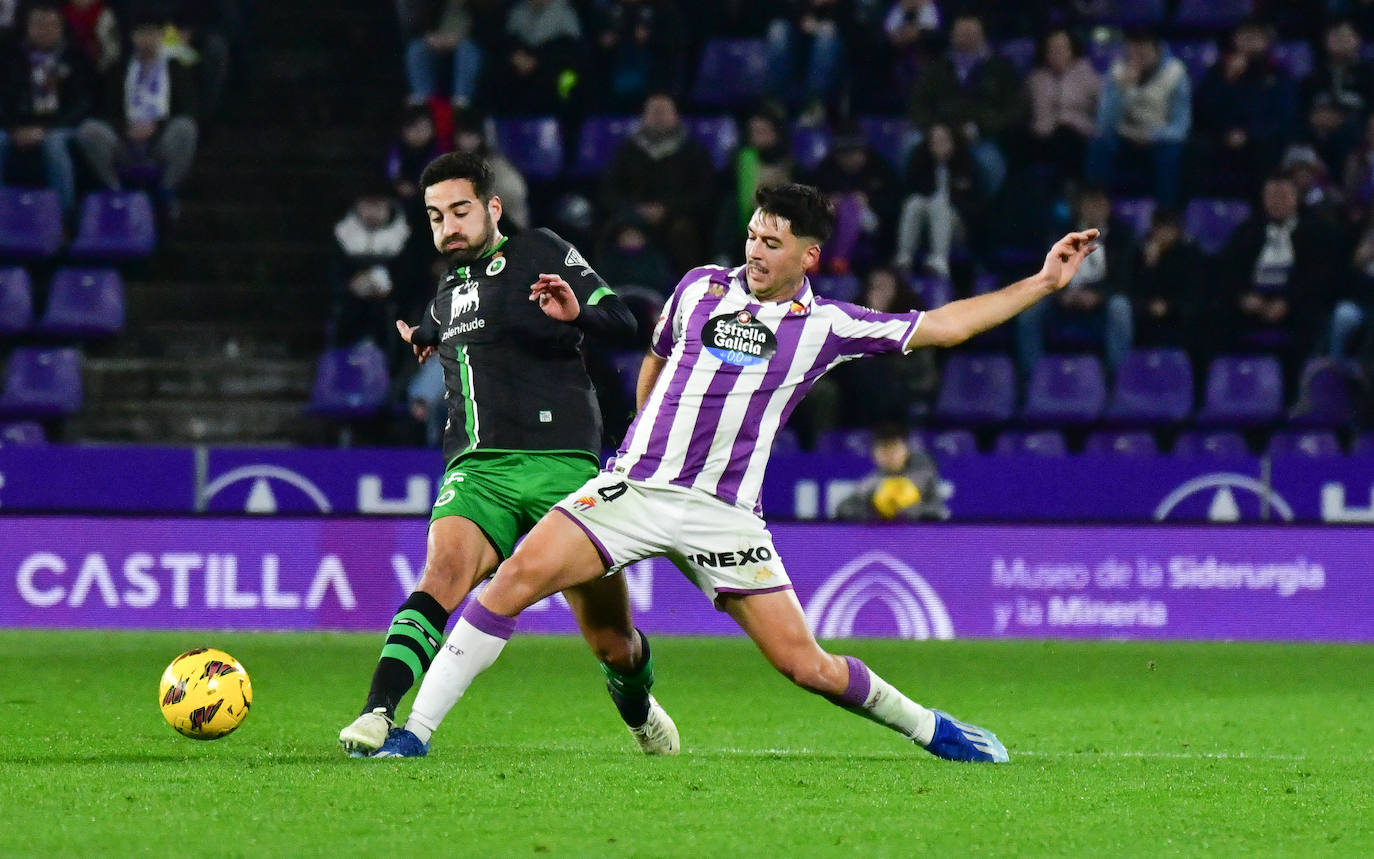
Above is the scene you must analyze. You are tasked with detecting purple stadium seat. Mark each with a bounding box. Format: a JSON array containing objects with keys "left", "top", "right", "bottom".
[
  {"left": 996, "top": 38, "right": 1035, "bottom": 74},
  {"left": 1085, "top": 431, "right": 1159, "bottom": 456},
  {"left": 791, "top": 124, "right": 831, "bottom": 171},
  {"left": 0, "top": 347, "right": 83, "bottom": 418},
  {"left": 928, "top": 428, "right": 977, "bottom": 457},
  {"left": 1171, "top": 40, "right": 1219, "bottom": 81},
  {"left": 39, "top": 268, "right": 125, "bottom": 337},
  {"left": 0, "top": 420, "right": 46, "bottom": 446},
  {"left": 309, "top": 342, "right": 389, "bottom": 419},
  {"left": 811, "top": 273, "right": 861, "bottom": 302},
  {"left": 1273, "top": 41, "right": 1314, "bottom": 79},
  {"left": 1022, "top": 354, "right": 1107, "bottom": 424},
  {"left": 573, "top": 115, "right": 637, "bottom": 175},
  {"left": 818, "top": 428, "right": 873, "bottom": 457},
  {"left": 1267, "top": 431, "right": 1342, "bottom": 459},
  {"left": 1184, "top": 198, "right": 1251, "bottom": 255},
  {"left": 1173, "top": 431, "right": 1249, "bottom": 458},
  {"left": 1289, "top": 359, "right": 1359, "bottom": 428},
  {"left": 908, "top": 274, "right": 952, "bottom": 309},
  {"left": 1105, "top": 348, "right": 1194, "bottom": 425},
  {"left": 1175, "top": 0, "right": 1253, "bottom": 27},
  {"left": 493, "top": 118, "right": 564, "bottom": 181},
  {"left": 690, "top": 38, "right": 769, "bottom": 107},
  {"left": 1114, "top": 197, "right": 1156, "bottom": 238},
  {"left": 0, "top": 267, "right": 35, "bottom": 335},
  {"left": 1354, "top": 433, "right": 1374, "bottom": 457},
  {"left": 935, "top": 353, "right": 1017, "bottom": 424},
  {"left": 68, "top": 191, "right": 157, "bottom": 260},
  {"left": 1196, "top": 355, "right": 1283, "bottom": 426},
  {"left": 0, "top": 188, "right": 64, "bottom": 259},
  {"left": 684, "top": 116, "right": 739, "bottom": 170},
  {"left": 995, "top": 430, "right": 1067, "bottom": 457},
  {"left": 858, "top": 116, "right": 915, "bottom": 171},
  {"left": 1088, "top": 38, "right": 1122, "bottom": 73}
]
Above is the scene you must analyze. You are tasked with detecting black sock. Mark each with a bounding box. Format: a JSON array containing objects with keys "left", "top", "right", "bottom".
[
  {"left": 600, "top": 629, "right": 654, "bottom": 728},
  {"left": 363, "top": 591, "right": 451, "bottom": 718}
]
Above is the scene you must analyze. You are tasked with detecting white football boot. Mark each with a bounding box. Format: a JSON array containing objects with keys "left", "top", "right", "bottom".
[
  {"left": 628, "top": 695, "right": 680, "bottom": 756},
  {"left": 339, "top": 707, "right": 393, "bottom": 757}
]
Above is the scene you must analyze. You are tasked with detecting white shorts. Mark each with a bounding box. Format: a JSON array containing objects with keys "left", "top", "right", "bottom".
[{"left": 553, "top": 472, "right": 792, "bottom": 607}]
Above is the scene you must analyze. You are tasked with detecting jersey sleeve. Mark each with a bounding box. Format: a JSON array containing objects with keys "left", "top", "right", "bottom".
[
  {"left": 826, "top": 302, "right": 924, "bottom": 360},
  {"left": 411, "top": 299, "right": 442, "bottom": 349},
  {"left": 650, "top": 266, "right": 713, "bottom": 358},
  {"left": 535, "top": 227, "right": 615, "bottom": 306}
]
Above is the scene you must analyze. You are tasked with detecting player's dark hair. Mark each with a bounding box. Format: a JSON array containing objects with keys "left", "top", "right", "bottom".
[
  {"left": 419, "top": 151, "right": 495, "bottom": 200},
  {"left": 872, "top": 422, "right": 912, "bottom": 446},
  {"left": 754, "top": 183, "right": 835, "bottom": 244}
]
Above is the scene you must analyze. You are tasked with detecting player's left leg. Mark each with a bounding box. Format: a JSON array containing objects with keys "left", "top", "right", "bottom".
[
  {"left": 564, "top": 574, "right": 679, "bottom": 755},
  {"left": 720, "top": 589, "right": 1007, "bottom": 763}
]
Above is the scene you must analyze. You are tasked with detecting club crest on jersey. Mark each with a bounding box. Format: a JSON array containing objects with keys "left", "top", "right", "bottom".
[
  {"left": 485, "top": 254, "right": 506, "bottom": 276},
  {"left": 449, "top": 281, "right": 480, "bottom": 322},
  {"left": 706, "top": 282, "right": 727, "bottom": 298},
  {"left": 703, "top": 310, "right": 778, "bottom": 366}
]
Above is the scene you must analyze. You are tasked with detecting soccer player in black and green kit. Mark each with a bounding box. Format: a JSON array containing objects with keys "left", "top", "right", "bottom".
[{"left": 339, "top": 152, "right": 678, "bottom": 758}]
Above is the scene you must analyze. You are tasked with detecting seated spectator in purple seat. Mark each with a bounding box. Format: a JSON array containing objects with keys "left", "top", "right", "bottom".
[
  {"left": 1342, "top": 113, "right": 1374, "bottom": 225},
  {"left": 451, "top": 111, "right": 529, "bottom": 230},
  {"left": 328, "top": 185, "right": 420, "bottom": 364},
  {"left": 764, "top": 0, "right": 852, "bottom": 115},
  {"left": 1302, "top": 19, "right": 1373, "bottom": 150},
  {"left": 593, "top": 214, "right": 674, "bottom": 298},
  {"left": 1129, "top": 207, "right": 1204, "bottom": 354},
  {"left": 807, "top": 120, "right": 901, "bottom": 274},
  {"left": 0, "top": 3, "right": 94, "bottom": 214},
  {"left": 711, "top": 104, "right": 795, "bottom": 263},
  {"left": 1190, "top": 18, "right": 1297, "bottom": 199},
  {"left": 1024, "top": 27, "right": 1101, "bottom": 183},
  {"left": 600, "top": 91, "right": 715, "bottom": 271},
  {"left": 831, "top": 266, "right": 937, "bottom": 428},
  {"left": 834, "top": 424, "right": 950, "bottom": 521},
  {"left": 1086, "top": 29, "right": 1190, "bottom": 209},
  {"left": 491, "top": 0, "right": 582, "bottom": 116},
  {"left": 1016, "top": 184, "right": 1135, "bottom": 375},
  {"left": 1217, "top": 173, "right": 1337, "bottom": 374},
  {"left": 76, "top": 12, "right": 197, "bottom": 219},
  {"left": 63, "top": 0, "right": 119, "bottom": 74},
  {"left": 386, "top": 105, "right": 441, "bottom": 211},
  {"left": 884, "top": 0, "right": 941, "bottom": 91},
  {"left": 1328, "top": 210, "right": 1374, "bottom": 362},
  {"left": 403, "top": 0, "right": 484, "bottom": 111},
  {"left": 1282, "top": 144, "right": 1344, "bottom": 226},
  {"left": 893, "top": 122, "right": 985, "bottom": 278},
  {"left": 908, "top": 13, "right": 1024, "bottom": 196},
  {"left": 590, "top": 0, "right": 686, "bottom": 113}
]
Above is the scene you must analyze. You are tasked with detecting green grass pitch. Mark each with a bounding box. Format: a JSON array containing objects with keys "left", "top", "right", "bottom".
[{"left": 1, "top": 630, "right": 1371, "bottom": 856}]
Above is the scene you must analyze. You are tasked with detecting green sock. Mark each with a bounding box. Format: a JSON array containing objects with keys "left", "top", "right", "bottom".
[{"left": 600, "top": 629, "right": 654, "bottom": 728}]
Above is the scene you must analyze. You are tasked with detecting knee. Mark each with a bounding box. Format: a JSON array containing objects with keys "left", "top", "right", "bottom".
[
  {"left": 587, "top": 628, "right": 638, "bottom": 667},
  {"left": 774, "top": 652, "right": 842, "bottom": 695}
]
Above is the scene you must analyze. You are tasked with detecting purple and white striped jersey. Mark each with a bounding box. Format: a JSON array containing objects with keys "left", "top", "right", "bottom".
[{"left": 612, "top": 264, "right": 923, "bottom": 515}]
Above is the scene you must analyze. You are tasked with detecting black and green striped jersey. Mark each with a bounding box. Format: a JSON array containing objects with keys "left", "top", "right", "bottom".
[{"left": 413, "top": 227, "right": 635, "bottom": 467}]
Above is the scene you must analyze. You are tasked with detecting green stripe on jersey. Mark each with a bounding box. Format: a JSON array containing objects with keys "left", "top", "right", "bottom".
[
  {"left": 457, "top": 344, "right": 479, "bottom": 453},
  {"left": 587, "top": 285, "right": 616, "bottom": 306}
]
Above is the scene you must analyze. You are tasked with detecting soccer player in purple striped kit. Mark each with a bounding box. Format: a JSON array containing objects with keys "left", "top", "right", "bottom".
[{"left": 375, "top": 183, "right": 1099, "bottom": 762}]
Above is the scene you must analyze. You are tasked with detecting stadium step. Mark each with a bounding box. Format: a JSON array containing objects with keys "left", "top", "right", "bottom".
[
  {"left": 70, "top": 397, "right": 328, "bottom": 444},
  {"left": 84, "top": 357, "right": 314, "bottom": 403}
]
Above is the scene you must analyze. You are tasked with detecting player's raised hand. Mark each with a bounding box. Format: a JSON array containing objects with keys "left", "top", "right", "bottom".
[
  {"left": 1040, "top": 229, "right": 1100, "bottom": 290},
  {"left": 530, "top": 273, "right": 581, "bottom": 322},
  {"left": 396, "top": 319, "right": 435, "bottom": 364}
]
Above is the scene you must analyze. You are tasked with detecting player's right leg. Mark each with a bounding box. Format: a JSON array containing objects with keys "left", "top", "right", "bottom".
[
  {"left": 338, "top": 514, "right": 499, "bottom": 756},
  {"left": 720, "top": 589, "right": 1008, "bottom": 763},
  {"left": 400, "top": 507, "right": 611, "bottom": 747}
]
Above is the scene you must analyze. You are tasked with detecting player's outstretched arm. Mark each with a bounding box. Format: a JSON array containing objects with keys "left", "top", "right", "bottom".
[
  {"left": 906, "top": 229, "right": 1099, "bottom": 350},
  {"left": 396, "top": 319, "right": 437, "bottom": 364},
  {"left": 636, "top": 351, "right": 668, "bottom": 409}
]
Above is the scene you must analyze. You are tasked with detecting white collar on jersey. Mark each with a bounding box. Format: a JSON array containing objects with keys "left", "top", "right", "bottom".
[{"left": 728, "top": 265, "right": 814, "bottom": 317}]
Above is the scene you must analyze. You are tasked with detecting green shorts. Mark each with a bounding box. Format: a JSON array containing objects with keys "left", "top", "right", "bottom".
[{"left": 430, "top": 451, "right": 600, "bottom": 559}]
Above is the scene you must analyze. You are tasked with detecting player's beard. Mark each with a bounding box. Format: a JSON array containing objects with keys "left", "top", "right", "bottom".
[{"left": 442, "top": 212, "right": 496, "bottom": 265}]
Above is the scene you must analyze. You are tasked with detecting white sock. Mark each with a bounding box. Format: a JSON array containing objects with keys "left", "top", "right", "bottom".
[
  {"left": 404, "top": 601, "right": 516, "bottom": 744},
  {"left": 837, "top": 656, "right": 937, "bottom": 746}
]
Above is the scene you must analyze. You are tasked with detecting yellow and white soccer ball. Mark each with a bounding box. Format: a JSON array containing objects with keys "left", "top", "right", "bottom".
[{"left": 158, "top": 648, "right": 253, "bottom": 740}]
